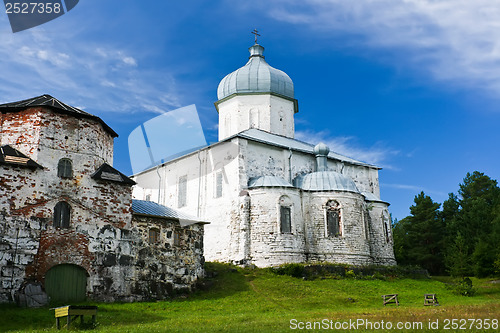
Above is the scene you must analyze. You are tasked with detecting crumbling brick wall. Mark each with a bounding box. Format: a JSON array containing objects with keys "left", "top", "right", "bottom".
[{"left": 0, "top": 107, "right": 205, "bottom": 303}]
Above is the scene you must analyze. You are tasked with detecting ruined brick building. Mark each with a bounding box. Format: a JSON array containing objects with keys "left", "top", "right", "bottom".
[
  {"left": 0, "top": 95, "right": 207, "bottom": 304},
  {"left": 132, "top": 42, "right": 396, "bottom": 267}
]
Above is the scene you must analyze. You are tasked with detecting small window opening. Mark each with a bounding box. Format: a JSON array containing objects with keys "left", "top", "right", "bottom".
[
  {"left": 149, "top": 228, "right": 160, "bottom": 244},
  {"left": 326, "top": 200, "right": 341, "bottom": 237},
  {"left": 57, "top": 158, "right": 72, "bottom": 178},
  {"left": 215, "top": 171, "right": 223, "bottom": 198},
  {"left": 173, "top": 231, "right": 181, "bottom": 246},
  {"left": 54, "top": 201, "right": 71, "bottom": 228},
  {"left": 382, "top": 211, "right": 390, "bottom": 243},
  {"left": 280, "top": 206, "right": 291, "bottom": 233},
  {"left": 178, "top": 175, "right": 187, "bottom": 208}
]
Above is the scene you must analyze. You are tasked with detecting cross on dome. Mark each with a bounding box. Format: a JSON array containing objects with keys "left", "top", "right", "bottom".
[{"left": 251, "top": 29, "right": 260, "bottom": 43}]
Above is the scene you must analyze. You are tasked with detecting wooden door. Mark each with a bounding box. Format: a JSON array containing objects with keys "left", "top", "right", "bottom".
[{"left": 45, "top": 264, "right": 87, "bottom": 303}]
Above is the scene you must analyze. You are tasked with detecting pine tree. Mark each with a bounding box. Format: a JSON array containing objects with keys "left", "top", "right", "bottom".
[
  {"left": 402, "top": 192, "right": 445, "bottom": 274},
  {"left": 443, "top": 171, "right": 500, "bottom": 277},
  {"left": 445, "top": 232, "right": 471, "bottom": 277}
]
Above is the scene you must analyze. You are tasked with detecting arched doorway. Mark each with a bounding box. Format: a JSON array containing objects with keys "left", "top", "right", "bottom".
[{"left": 45, "top": 264, "right": 88, "bottom": 303}]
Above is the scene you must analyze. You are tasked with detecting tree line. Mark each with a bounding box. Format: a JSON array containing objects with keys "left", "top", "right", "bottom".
[{"left": 392, "top": 171, "right": 500, "bottom": 277}]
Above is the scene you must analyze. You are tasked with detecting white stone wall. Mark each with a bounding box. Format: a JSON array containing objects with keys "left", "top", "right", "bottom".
[
  {"left": 303, "top": 192, "right": 373, "bottom": 265},
  {"left": 132, "top": 140, "right": 242, "bottom": 263},
  {"left": 367, "top": 202, "right": 396, "bottom": 265},
  {"left": 218, "top": 94, "right": 295, "bottom": 140},
  {"left": 133, "top": 135, "right": 395, "bottom": 268},
  {"left": 247, "top": 188, "right": 306, "bottom": 267}
]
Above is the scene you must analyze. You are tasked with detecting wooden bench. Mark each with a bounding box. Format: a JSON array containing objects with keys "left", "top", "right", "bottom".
[
  {"left": 424, "top": 294, "right": 439, "bottom": 306},
  {"left": 53, "top": 305, "right": 97, "bottom": 329},
  {"left": 381, "top": 294, "right": 399, "bottom": 306}
]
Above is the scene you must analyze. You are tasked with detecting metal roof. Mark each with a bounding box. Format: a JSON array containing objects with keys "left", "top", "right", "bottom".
[
  {"left": 217, "top": 43, "right": 294, "bottom": 100},
  {"left": 236, "top": 129, "right": 378, "bottom": 168},
  {"left": 0, "top": 145, "right": 43, "bottom": 169},
  {"left": 361, "top": 191, "right": 389, "bottom": 205},
  {"left": 293, "top": 171, "right": 360, "bottom": 193},
  {"left": 91, "top": 163, "right": 136, "bottom": 186},
  {"left": 0, "top": 94, "right": 118, "bottom": 137},
  {"left": 248, "top": 175, "right": 294, "bottom": 188},
  {"left": 131, "top": 200, "right": 209, "bottom": 226}
]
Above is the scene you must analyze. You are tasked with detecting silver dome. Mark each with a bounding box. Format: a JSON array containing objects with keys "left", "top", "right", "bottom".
[
  {"left": 217, "top": 44, "right": 294, "bottom": 100},
  {"left": 293, "top": 171, "right": 360, "bottom": 193}
]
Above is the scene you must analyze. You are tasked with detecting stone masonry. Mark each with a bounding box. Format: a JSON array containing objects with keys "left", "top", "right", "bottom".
[{"left": 0, "top": 96, "right": 206, "bottom": 304}]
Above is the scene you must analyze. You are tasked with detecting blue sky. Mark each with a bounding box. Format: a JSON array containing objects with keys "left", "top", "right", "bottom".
[{"left": 1, "top": 0, "right": 499, "bottom": 220}]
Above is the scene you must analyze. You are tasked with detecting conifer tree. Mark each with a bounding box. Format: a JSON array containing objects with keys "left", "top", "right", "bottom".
[
  {"left": 398, "top": 192, "right": 445, "bottom": 274},
  {"left": 442, "top": 172, "right": 500, "bottom": 277}
]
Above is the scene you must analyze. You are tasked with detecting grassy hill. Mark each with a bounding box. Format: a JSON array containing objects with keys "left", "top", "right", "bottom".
[{"left": 1, "top": 263, "right": 499, "bottom": 332}]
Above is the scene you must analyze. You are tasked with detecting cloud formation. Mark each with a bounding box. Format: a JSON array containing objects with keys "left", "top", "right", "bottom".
[
  {"left": 295, "top": 129, "right": 399, "bottom": 168},
  {"left": 0, "top": 29, "right": 180, "bottom": 115},
  {"left": 263, "top": 0, "right": 500, "bottom": 96}
]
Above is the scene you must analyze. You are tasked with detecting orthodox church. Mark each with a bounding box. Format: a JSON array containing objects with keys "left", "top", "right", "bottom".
[{"left": 132, "top": 41, "right": 396, "bottom": 267}]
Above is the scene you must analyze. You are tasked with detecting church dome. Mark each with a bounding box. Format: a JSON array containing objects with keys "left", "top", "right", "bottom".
[
  {"left": 293, "top": 171, "right": 360, "bottom": 193},
  {"left": 217, "top": 43, "right": 294, "bottom": 100}
]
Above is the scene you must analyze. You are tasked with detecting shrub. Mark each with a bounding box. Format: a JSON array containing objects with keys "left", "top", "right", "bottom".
[
  {"left": 345, "top": 269, "right": 356, "bottom": 279},
  {"left": 452, "top": 277, "right": 476, "bottom": 297},
  {"left": 273, "top": 263, "right": 305, "bottom": 278}
]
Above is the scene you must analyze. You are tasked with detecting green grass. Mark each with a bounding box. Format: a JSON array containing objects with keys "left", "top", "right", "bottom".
[{"left": 1, "top": 263, "right": 499, "bottom": 332}]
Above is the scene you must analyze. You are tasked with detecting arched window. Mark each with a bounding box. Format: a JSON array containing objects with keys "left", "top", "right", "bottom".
[
  {"left": 54, "top": 201, "right": 71, "bottom": 228},
  {"left": 57, "top": 158, "right": 72, "bottom": 178},
  {"left": 279, "top": 195, "right": 292, "bottom": 234},
  {"left": 325, "top": 200, "right": 341, "bottom": 237}
]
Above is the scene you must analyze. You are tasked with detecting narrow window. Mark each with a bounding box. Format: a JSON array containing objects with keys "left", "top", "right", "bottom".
[
  {"left": 145, "top": 194, "right": 151, "bottom": 201},
  {"left": 173, "top": 231, "right": 181, "bottom": 246},
  {"left": 149, "top": 228, "right": 160, "bottom": 244},
  {"left": 250, "top": 108, "right": 259, "bottom": 128},
  {"left": 279, "top": 195, "right": 292, "bottom": 234},
  {"left": 280, "top": 206, "right": 291, "bottom": 233},
  {"left": 54, "top": 201, "right": 70, "bottom": 228},
  {"left": 363, "top": 210, "right": 370, "bottom": 240},
  {"left": 326, "top": 200, "right": 341, "bottom": 237},
  {"left": 57, "top": 158, "right": 72, "bottom": 178},
  {"left": 382, "top": 211, "right": 390, "bottom": 243},
  {"left": 215, "top": 171, "right": 223, "bottom": 198},
  {"left": 178, "top": 175, "right": 187, "bottom": 208}
]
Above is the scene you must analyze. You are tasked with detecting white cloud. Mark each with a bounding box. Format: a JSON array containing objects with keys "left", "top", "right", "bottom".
[
  {"left": 122, "top": 56, "right": 137, "bottom": 67},
  {"left": 0, "top": 29, "right": 180, "bottom": 116},
  {"left": 295, "top": 129, "right": 399, "bottom": 168},
  {"left": 260, "top": 0, "right": 500, "bottom": 97},
  {"left": 381, "top": 183, "right": 446, "bottom": 197}
]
